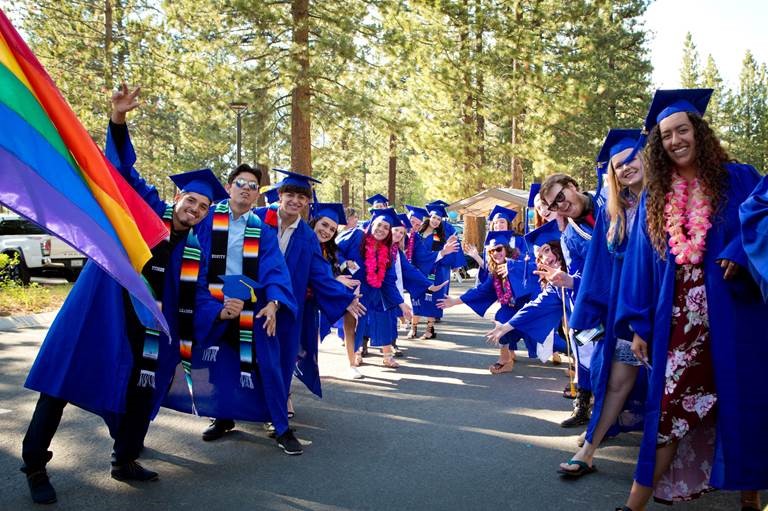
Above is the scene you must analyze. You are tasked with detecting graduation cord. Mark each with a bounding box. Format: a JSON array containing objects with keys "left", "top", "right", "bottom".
[
  {"left": 560, "top": 286, "right": 576, "bottom": 399},
  {"left": 567, "top": 217, "right": 593, "bottom": 242}
]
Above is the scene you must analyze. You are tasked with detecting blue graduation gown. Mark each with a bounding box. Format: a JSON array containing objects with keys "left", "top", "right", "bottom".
[
  {"left": 336, "top": 229, "right": 403, "bottom": 349},
  {"left": 740, "top": 173, "right": 768, "bottom": 301},
  {"left": 616, "top": 163, "right": 768, "bottom": 490},
  {"left": 162, "top": 205, "right": 298, "bottom": 434},
  {"left": 254, "top": 208, "right": 354, "bottom": 392},
  {"left": 505, "top": 282, "right": 568, "bottom": 356},
  {"left": 560, "top": 200, "right": 597, "bottom": 390},
  {"left": 461, "top": 259, "right": 537, "bottom": 356},
  {"left": 25, "top": 122, "right": 221, "bottom": 431},
  {"left": 410, "top": 231, "right": 452, "bottom": 318},
  {"left": 570, "top": 208, "right": 646, "bottom": 444}
]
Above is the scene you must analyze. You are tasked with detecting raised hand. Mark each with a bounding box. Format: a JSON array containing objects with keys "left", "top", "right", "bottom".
[
  {"left": 110, "top": 83, "right": 140, "bottom": 124},
  {"left": 336, "top": 275, "right": 361, "bottom": 289},
  {"left": 428, "top": 279, "right": 450, "bottom": 293},
  {"left": 436, "top": 295, "right": 459, "bottom": 309},
  {"left": 533, "top": 264, "right": 573, "bottom": 288},
  {"left": 255, "top": 301, "right": 279, "bottom": 337},
  {"left": 441, "top": 235, "right": 459, "bottom": 256}
]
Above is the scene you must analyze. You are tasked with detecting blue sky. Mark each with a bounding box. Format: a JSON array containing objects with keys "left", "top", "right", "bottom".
[{"left": 643, "top": 0, "right": 768, "bottom": 89}]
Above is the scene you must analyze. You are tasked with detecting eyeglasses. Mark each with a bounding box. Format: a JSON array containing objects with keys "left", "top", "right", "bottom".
[
  {"left": 489, "top": 246, "right": 505, "bottom": 254},
  {"left": 545, "top": 187, "right": 566, "bottom": 212},
  {"left": 234, "top": 178, "right": 259, "bottom": 191}
]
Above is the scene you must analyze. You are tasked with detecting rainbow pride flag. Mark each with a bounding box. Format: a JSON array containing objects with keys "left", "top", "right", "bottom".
[{"left": 0, "top": 10, "right": 170, "bottom": 333}]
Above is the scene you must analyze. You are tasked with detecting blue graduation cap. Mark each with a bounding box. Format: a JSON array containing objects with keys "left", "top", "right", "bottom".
[
  {"left": 527, "top": 183, "right": 541, "bottom": 208},
  {"left": 488, "top": 205, "right": 517, "bottom": 223},
  {"left": 369, "top": 207, "right": 403, "bottom": 228},
  {"left": 644, "top": 88, "right": 713, "bottom": 134},
  {"left": 218, "top": 274, "right": 263, "bottom": 302},
  {"left": 405, "top": 204, "right": 429, "bottom": 221},
  {"left": 311, "top": 202, "right": 347, "bottom": 225},
  {"left": 523, "top": 220, "right": 561, "bottom": 254},
  {"left": 622, "top": 89, "right": 713, "bottom": 165},
  {"left": 366, "top": 193, "right": 389, "bottom": 206},
  {"left": 273, "top": 168, "right": 321, "bottom": 190},
  {"left": 170, "top": 168, "right": 228, "bottom": 202},
  {"left": 484, "top": 230, "right": 514, "bottom": 248},
  {"left": 597, "top": 129, "right": 642, "bottom": 164},
  {"left": 261, "top": 184, "right": 280, "bottom": 204},
  {"left": 397, "top": 213, "right": 410, "bottom": 227},
  {"left": 426, "top": 203, "right": 448, "bottom": 219},
  {"left": 596, "top": 129, "right": 643, "bottom": 197},
  {"left": 427, "top": 199, "right": 450, "bottom": 207}
]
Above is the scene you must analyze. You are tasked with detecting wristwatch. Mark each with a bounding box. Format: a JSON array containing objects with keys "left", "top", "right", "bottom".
[{"left": 270, "top": 300, "right": 281, "bottom": 310}]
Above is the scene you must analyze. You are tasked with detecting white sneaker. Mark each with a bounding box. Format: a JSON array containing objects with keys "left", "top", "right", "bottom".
[{"left": 347, "top": 366, "right": 364, "bottom": 380}]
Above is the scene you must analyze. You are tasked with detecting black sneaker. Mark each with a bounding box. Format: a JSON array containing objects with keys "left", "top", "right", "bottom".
[
  {"left": 275, "top": 429, "right": 303, "bottom": 455},
  {"left": 110, "top": 460, "right": 159, "bottom": 482},
  {"left": 392, "top": 346, "right": 404, "bottom": 358},
  {"left": 202, "top": 418, "right": 235, "bottom": 441},
  {"left": 23, "top": 468, "right": 57, "bottom": 504}
]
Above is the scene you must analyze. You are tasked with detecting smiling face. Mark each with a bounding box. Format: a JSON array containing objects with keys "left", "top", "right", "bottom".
[
  {"left": 659, "top": 111, "right": 697, "bottom": 171},
  {"left": 173, "top": 192, "right": 211, "bottom": 230},
  {"left": 391, "top": 226, "right": 406, "bottom": 244},
  {"left": 611, "top": 148, "right": 644, "bottom": 190},
  {"left": 225, "top": 171, "right": 260, "bottom": 212},
  {"left": 488, "top": 244, "right": 507, "bottom": 264},
  {"left": 428, "top": 214, "right": 442, "bottom": 229},
  {"left": 278, "top": 190, "right": 310, "bottom": 217},
  {"left": 409, "top": 215, "right": 423, "bottom": 231},
  {"left": 313, "top": 216, "right": 338, "bottom": 243},
  {"left": 371, "top": 217, "right": 391, "bottom": 241},
  {"left": 541, "top": 182, "right": 583, "bottom": 219},
  {"left": 491, "top": 217, "right": 509, "bottom": 231},
  {"left": 534, "top": 195, "right": 555, "bottom": 223},
  {"left": 536, "top": 243, "right": 560, "bottom": 268}
]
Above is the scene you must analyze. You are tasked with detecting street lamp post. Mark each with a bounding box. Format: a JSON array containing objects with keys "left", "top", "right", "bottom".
[{"left": 228, "top": 101, "right": 248, "bottom": 166}]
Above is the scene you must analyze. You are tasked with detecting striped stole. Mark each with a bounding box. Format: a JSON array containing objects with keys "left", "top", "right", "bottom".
[{"left": 205, "top": 201, "right": 262, "bottom": 389}]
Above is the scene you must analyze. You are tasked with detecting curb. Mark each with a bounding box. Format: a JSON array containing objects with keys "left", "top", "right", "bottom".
[{"left": 0, "top": 311, "right": 57, "bottom": 332}]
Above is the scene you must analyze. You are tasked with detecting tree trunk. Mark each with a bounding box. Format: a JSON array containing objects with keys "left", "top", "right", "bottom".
[
  {"left": 341, "top": 179, "right": 350, "bottom": 207},
  {"left": 255, "top": 163, "right": 270, "bottom": 207},
  {"left": 463, "top": 215, "right": 485, "bottom": 254},
  {"left": 388, "top": 133, "right": 397, "bottom": 206},
  {"left": 291, "top": 0, "right": 312, "bottom": 176}
]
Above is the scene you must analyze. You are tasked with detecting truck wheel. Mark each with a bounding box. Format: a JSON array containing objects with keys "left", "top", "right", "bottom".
[{"left": 5, "top": 252, "right": 31, "bottom": 285}]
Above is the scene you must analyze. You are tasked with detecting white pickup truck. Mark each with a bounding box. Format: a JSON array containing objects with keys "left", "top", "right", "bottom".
[{"left": 0, "top": 214, "right": 87, "bottom": 284}]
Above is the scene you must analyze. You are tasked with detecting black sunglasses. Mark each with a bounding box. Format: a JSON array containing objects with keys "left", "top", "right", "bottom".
[
  {"left": 489, "top": 246, "right": 505, "bottom": 254},
  {"left": 545, "top": 188, "right": 566, "bottom": 212}
]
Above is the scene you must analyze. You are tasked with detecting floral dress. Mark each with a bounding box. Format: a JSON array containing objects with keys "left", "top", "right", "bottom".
[{"left": 655, "top": 263, "right": 717, "bottom": 503}]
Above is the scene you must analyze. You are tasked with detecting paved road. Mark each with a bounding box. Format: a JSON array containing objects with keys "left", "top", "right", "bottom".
[{"left": 0, "top": 282, "right": 759, "bottom": 510}]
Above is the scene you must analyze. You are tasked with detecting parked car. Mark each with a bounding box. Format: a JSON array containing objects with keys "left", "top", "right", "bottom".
[{"left": 0, "top": 214, "right": 86, "bottom": 284}]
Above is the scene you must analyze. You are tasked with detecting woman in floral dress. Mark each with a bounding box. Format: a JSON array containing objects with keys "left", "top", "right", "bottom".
[{"left": 615, "top": 89, "right": 768, "bottom": 511}]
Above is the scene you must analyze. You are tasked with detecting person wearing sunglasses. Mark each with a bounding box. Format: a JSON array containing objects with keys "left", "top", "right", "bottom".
[
  {"left": 538, "top": 172, "right": 598, "bottom": 426},
  {"left": 438, "top": 230, "right": 539, "bottom": 374}
]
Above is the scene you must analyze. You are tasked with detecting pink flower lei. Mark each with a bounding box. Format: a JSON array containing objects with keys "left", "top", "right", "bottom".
[
  {"left": 364, "top": 233, "right": 390, "bottom": 288},
  {"left": 493, "top": 275, "right": 514, "bottom": 305},
  {"left": 405, "top": 232, "right": 416, "bottom": 261},
  {"left": 663, "top": 173, "right": 712, "bottom": 265}
]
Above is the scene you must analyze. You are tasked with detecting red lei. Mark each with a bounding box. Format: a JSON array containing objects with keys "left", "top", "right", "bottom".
[{"left": 364, "top": 234, "right": 390, "bottom": 288}]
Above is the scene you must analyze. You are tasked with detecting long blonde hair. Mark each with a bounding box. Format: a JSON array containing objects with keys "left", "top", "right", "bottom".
[{"left": 604, "top": 160, "right": 641, "bottom": 247}]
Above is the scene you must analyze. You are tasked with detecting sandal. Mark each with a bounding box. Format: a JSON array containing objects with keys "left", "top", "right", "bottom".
[
  {"left": 419, "top": 325, "right": 436, "bottom": 340},
  {"left": 557, "top": 459, "right": 597, "bottom": 478},
  {"left": 383, "top": 356, "right": 399, "bottom": 368},
  {"left": 406, "top": 324, "right": 418, "bottom": 339},
  {"left": 489, "top": 361, "right": 514, "bottom": 374}
]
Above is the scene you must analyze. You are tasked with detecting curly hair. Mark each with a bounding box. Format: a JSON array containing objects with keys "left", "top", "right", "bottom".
[{"left": 644, "top": 113, "right": 730, "bottom": 258}]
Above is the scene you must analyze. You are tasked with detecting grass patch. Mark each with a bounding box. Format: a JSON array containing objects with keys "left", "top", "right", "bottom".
[{"left": 0, "top": 281, "right": 73, "bottom": 316}]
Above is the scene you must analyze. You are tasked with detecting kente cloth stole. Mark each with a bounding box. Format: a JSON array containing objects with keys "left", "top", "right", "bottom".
[
  {"left": 205, "top": 201, "right": 262, "bottom": 389},
  {"left": 138, "top": 205, "right": 201, "bottom": 413}
]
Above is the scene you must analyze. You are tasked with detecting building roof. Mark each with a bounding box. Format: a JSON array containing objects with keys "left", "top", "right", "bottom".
[{"left": 446, "top": 187, "right": 530, "bottom": 217}]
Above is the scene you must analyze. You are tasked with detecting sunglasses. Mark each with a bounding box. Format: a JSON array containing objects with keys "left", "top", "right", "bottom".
[
  {"left": 545, "top": 188, "right": 566, "bottom": 212},
  {"left": 489, "top": 246, "right": 505, "bottom": 254},
  {"left": 234, "top": 178, "right": 259, "bottom": 191}
]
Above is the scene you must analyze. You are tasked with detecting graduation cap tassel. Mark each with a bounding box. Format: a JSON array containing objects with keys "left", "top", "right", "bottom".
[
  {"left": 560, "top": 287, "right": 576, "bottom": 399},
  {"left": 620, "top": 131, "right": 648, "bottom": 168}
]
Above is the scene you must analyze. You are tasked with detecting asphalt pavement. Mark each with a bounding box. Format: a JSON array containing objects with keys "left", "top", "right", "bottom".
[{"left": 0, "top": 281, "right": 760, "bottom": 510}]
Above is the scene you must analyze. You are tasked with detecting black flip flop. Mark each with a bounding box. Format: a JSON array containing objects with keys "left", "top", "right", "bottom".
[{"left": 558, "top": 459, "right": 597, "bottom": 478}]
